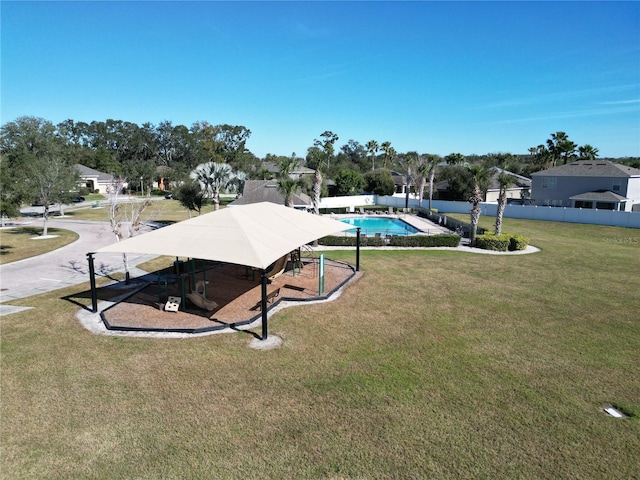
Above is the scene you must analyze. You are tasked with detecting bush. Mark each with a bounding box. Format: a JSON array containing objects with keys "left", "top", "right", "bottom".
[
  {"left": 509, "top": 234, "right": 530, "bottom": 251},
  {"left": 475, "top": 234, "right": 511, "bottom": 251},
  {"left": 475, "top": 233, "right": 530, "bottom": 251},
  {"left": 388, "top": 234, "right": 460, "bottom": 247},
  {"left": 317, "top": 234, "right": 460, "bottom": 248}
]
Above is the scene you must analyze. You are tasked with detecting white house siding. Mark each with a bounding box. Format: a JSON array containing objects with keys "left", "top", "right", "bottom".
[{"left": 626, "top": 176, "right": 640, "bottom": 211}]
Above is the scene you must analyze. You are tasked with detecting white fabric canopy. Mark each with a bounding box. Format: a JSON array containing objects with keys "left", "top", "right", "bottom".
[{"left": 95, "top": 202, "right": 353, "bottom": 269}]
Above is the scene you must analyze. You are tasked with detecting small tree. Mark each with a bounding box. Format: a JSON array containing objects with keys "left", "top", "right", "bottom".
[
  {"left": 107, "top": 177, "right": 151, "bottom": 283},
  {"left": 175, "top": 180, "right": 205, "bottom": 217},
  {"left": 364, "top": 169, "right": 395, "bottom": 196},
  {"left": 27, "top": 155, "right": 78, "bottom": 236},
  {"left": 335, "top": 168, "right": 365, "bottom": 196}
]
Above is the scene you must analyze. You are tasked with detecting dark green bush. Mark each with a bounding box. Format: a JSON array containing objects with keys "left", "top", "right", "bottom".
[
  {"left": 318, "top": 234, "right": 460, "bottom": 248},
  {"left": 388, "top": 234, "right": 460, "bottom": 247},
  {"left": 475, "top": 234, "right": 510, "bottom": 251},
  {"left": 475, "top": 233, "right": 530, "bottom": 251},
  {"left": 509, "top": 234, "right": 530, "bottom": 251}
]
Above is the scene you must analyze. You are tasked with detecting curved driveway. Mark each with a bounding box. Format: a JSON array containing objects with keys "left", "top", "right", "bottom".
[{"left": 0, "top": 219, "right": 155, "bottom": 311}]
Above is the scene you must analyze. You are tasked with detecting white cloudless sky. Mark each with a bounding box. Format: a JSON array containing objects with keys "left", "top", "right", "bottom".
[{"left": 2, "top": 1, "right": 639, "bottom": 158}]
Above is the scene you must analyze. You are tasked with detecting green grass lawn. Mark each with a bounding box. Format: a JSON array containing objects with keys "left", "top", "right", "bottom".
[
  {"left": 1, "top": 218, "right": 639, "bottom": 478},
  {"left": 0, "top": 227, "right": 79, "bottom": 265},
  {"left": 65, "top": 198, "right": 217, "bottom": 223}
]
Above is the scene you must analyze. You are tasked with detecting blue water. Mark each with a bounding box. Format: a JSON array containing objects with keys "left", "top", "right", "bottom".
[{"left": 341, "top": 217, "right": 420, "bottom": 236}]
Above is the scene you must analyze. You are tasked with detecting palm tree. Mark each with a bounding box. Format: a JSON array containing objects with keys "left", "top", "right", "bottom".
[
  {"left": 312, "top": 131, "right": 338, "bottom": 215},
  {"left": 489, "top": 153, "right": 516, "bottom": 235},
  {"left": 445, "top": 152, "right": 466, "bottom": 165},
  {"left": 277, "top": 153, "right": 302, "bottom": 207},
  {"left": 529, "top": 144, "right": 553, "bottom": 169},
  {"left": 578, "top": 144, "right": 599, "bottom": 160},
  {"left": 191, "top": 162, "right": 233, "bottom": 210},
  {"left": 366, "top": 140, "right": 379, "bottom": 171},
  {"left": 381, "top": 141, "right": 396, "bottom": 169},
  {"left": 425, "top": 154, "right": 441, "bottom": 211},
  {"left": 547, "top": 131, "right": 577, "bottom": 166},
  {"left": 467, "top": 163, "right": 490, "bottom": 246},
  {"left": 414, "top": 156, "right": 429, "bottom": 208}
]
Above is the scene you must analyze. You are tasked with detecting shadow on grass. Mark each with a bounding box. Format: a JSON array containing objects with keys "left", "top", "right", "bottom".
[{"left": 3, "top": 226, "right": 64, "bottom": 237}]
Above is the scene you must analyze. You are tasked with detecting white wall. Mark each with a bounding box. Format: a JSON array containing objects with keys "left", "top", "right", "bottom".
[{"left": 317, "top": 194, "right": 640, "bottom": 229}]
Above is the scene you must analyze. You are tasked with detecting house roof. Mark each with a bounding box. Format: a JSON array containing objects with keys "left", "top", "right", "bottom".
[
  {"left": 487, "top": 168, "right": 531, "bottom": 190},
  {"left": 569, "top": 190, "right": 628, "bottom": 202},
  {"left": 231, "top": 180, "right": 311, "bottom": 207},
  {"left": 532, "top": 161, "right": 640, "bottom": 177},
  {"left": 94, "top": 202, "right": 352, "bottom": 270},
  {"left": 75, "top": 164, "right": 114, "bottom": 183}
]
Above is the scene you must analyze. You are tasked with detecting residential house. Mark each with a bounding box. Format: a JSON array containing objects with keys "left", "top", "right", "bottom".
[
  {"left": 75, "top": 164, "right": 125, "bottom": 193},
  {"left": 485, "top": 168, "right": 531, "bottom": 203},
  {"left": 531, "top": 160, "right": 640, "bottom": 212},
  {"left": 432, "top": 168, "right": 531, "bottom": 203}
]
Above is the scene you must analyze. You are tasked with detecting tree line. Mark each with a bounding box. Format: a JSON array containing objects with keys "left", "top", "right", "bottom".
[{"left": 2, "top": 116, "right": 638, "bottom": 222}]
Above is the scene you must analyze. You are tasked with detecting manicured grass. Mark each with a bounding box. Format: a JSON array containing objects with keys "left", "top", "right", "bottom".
[
  {"left": 0, "top": 227, "right": 79, "bottom": 265},
  {"left": 66, "top": 198, "right": 216, "bottom": 223},
  {"left": 1, "top": 218, "right": 639, "bottom": 478}
]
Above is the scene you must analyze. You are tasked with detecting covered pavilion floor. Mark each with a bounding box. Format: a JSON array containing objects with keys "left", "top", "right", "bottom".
[{"left": 100, "top": 257, "right": 356, "bottom": 334}]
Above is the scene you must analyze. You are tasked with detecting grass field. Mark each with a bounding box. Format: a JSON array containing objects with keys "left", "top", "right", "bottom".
[
  {"left": 1, "top": 217, "right": 639, "bottom": 478},
  {"left": 0, "top": 227, "right": 79, "bottom": 265},
  {"left": 63, "top": 197, "right": 218, "bottom": 223}
]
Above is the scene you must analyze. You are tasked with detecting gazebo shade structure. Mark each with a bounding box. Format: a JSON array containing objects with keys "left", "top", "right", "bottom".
[{"left": 88, "top": 202, "right": 357, "bottom": 339}]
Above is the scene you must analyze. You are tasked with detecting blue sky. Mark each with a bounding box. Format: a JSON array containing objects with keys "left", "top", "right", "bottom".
[{"left": 2, "top": 1, "right": 639, "bottom": 158}]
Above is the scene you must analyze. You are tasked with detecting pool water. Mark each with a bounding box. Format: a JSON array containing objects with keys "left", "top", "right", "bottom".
[{"left": 341, "top": 217, "right": 420, "bottom": 236}]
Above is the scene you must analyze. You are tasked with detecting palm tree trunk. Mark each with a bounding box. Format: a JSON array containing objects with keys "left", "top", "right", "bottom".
[
  {"left": 312, "top": 169, "right": 322, "bottom": 215},
  {"left": 495, "top": 189, "right": 507, "bottom": 235},
  {"left": 428, "top": 170, "right": 435, "bottom": 211},
  {"left": 469, "top": 185, "right": 483, "bottom": 246}
]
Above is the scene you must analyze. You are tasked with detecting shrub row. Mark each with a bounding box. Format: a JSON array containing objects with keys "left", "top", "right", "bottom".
[
  {"left": 388, "top": 234, "right": 461, "bottom": 247},
  {"left": 318, "top": 234, "right": 460, "bottom": 248},
  {"left": 475, "top": 233, "right": 530, "bottom": 251}
]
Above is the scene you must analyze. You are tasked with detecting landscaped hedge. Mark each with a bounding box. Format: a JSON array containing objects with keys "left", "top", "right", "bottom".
[
  {"left": 318, "top": 234, "right": 460, "bottom": 248},
  {"left": 388, "top": 234, "right": 461, "bottom": 247},
  {"left": 509, "top": 234, "right": 530, "bottom": 251},
  {"left": 319, "top": 236, "right": 386, "bottom": 247},
  {"left": 475, "top": 234, "right": 511, "bottom": 251},
  {"left": 475, "top": 233, "right": 530, "bottom": 251}
]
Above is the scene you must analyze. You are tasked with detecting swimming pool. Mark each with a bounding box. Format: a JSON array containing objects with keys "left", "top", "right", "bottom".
[{"left": 340, "top": 217, "right": 420, "bottom": 236}]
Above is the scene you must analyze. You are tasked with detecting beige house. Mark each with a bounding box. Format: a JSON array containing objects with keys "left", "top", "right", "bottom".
[{"left": 75, "top": 164, "right": 125, "bottom": 193}]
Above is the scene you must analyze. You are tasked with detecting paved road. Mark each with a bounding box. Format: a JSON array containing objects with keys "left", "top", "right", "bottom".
[{"left": 0, "top": 218, "right": 155, "bottom": 314}]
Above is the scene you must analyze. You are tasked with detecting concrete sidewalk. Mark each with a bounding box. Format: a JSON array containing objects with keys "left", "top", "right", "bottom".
[{"left": 0, "top": 219, "right": 156, "bottom": 315}]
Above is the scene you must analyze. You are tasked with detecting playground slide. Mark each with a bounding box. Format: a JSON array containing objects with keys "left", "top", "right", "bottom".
[{"left": 186, "top": 291, "right": 218, "bottom": 311}]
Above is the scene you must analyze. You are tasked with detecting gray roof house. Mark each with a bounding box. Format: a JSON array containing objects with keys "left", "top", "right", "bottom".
[
  {"left": 75, "top": 164, "right": 123, "bottom": 194},
  {"left": 531, "top": 160, "right": 640, "bottom": 212},
  {"left": 230, "top": 180, "right": 312, "bottom": 209},
  {"left": 485, "top": 168, "right": 531, "bottom": 203}
]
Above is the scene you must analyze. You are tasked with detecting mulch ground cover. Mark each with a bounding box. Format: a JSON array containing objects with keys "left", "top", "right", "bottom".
[{"left": 101, "top": 258, "right": 356, "bottom": 332}]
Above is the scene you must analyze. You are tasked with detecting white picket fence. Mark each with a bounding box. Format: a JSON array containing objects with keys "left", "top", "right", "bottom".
[{"left": 320, "top": 194, "right": 640, "bottom": 229}]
